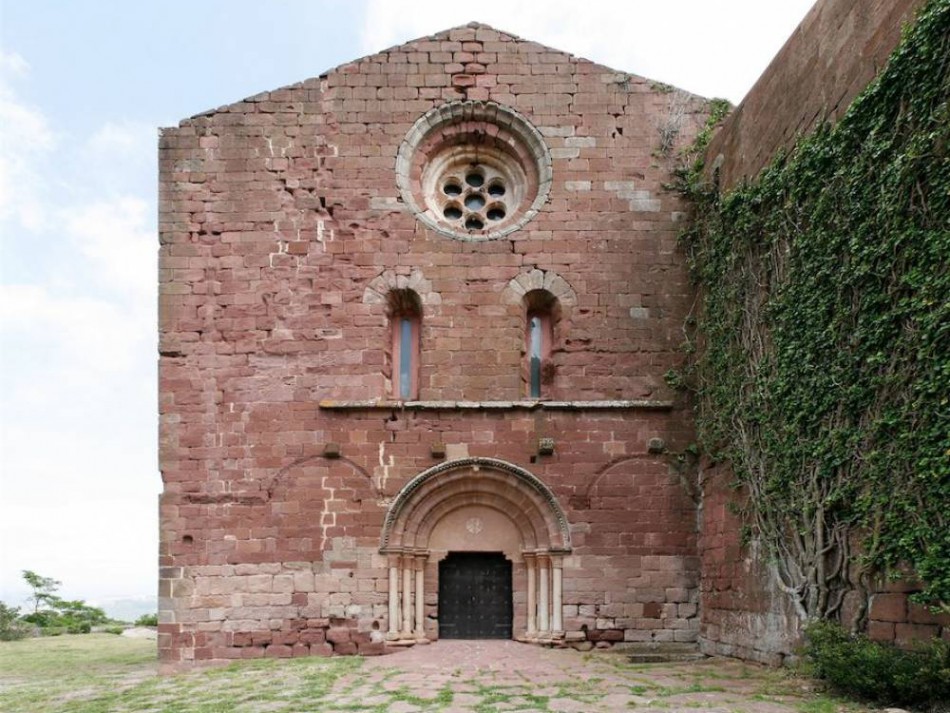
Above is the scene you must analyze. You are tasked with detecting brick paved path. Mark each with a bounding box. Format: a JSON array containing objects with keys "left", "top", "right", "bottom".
[{"left": 317, "top": 640, "right": 856, "bottom": 712}]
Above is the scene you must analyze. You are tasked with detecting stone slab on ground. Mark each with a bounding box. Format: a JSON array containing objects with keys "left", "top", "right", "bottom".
[{"left": 120, "top": 627, "right": 157, "bottom": 640}]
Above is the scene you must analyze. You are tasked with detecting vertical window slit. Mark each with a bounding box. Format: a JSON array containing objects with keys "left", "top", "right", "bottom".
[
  {"left": 399, "top": 317, "right": 413, "bottom": 400},
  {"left": 389, "top": 288, "right": 421, "bottom": 401},
  {"left": 529, "top": 315, "right": 543, "bottom": 398},
  {"left": 524, "top": 289, "right": 557, "bottom": 400}
]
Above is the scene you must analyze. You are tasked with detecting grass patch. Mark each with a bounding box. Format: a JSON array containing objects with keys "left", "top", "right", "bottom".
[
  {"left": 0, "top": 634, "right": 361, "bottom": 713},
  {"left": 655, "top": 682, "right": 728, "bottom": 697},
  {"left": 386, "top": 683, "right": 454, "bottom": 708}
]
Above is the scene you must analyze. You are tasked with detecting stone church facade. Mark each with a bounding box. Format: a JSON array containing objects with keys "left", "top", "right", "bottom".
[
  {"left": 160, "top": 0, "right": 930, "bottom": 667},
  {"left": 158, "top": 22, "right": 709, "bottom": 667}
]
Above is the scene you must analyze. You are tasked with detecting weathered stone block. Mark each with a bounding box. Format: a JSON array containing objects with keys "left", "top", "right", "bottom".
[
  {"left": 895, "top": 623, "right": 938, "bottom": 646},
  {"left": 870, "top": 593, "right": 907, "bottom": 623},
  {"left": 264, "top": 645, "right": 292, "bottom": 658},
  {"left": 358, "top": 641, "right": 387, "bottom": 656},
  {"left": 325, "top": 628, "right": 351, "bottom": 645},
  {"left": 309, "top": 642, "right": 334, "bottom": 657}
]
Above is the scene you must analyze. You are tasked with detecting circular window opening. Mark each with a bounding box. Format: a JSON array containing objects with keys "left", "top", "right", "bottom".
[
  {"left": 396, "top": 101, "right": 553, "bottom": 241},
  {"left": 465, "top": 194, "right": 486, "bottom": 211},
  {"left": 465, "top": 172, "right": 485, "bottom": 188}
]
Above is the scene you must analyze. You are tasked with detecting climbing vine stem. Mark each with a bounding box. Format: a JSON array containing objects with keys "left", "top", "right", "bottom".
[{"left": 676, "top": 0, "right": 949, "bottom": 623}]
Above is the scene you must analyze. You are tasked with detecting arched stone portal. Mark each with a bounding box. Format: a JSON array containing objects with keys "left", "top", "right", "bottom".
[{"left": 380, "top": 457, "right": 571, "bottom": 643}]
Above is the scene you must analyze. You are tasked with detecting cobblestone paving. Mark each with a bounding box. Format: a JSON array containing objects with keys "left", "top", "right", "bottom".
[{"left": 317, "top": 640, "right": 865, "bottom": 712}]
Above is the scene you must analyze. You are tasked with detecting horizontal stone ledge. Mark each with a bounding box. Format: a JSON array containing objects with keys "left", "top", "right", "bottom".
[{"left": 318, "top": 399, "right": 674, "bottom": 412}]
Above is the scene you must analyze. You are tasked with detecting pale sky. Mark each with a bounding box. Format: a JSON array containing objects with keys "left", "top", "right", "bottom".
[{"left": 0, "top": 0, "right": 815, "bottom": 613}]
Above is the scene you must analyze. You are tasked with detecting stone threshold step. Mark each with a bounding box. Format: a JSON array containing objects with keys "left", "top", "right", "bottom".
[{"left": 621, "top": 643, "right": 705, "bottom": 664}]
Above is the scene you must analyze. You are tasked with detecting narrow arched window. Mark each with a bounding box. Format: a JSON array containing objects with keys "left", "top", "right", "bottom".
[
  {"left": 388, "top": 289, "right": 421, "bottom": 400},
  {"left": 394, "top": 315, "right": 419, "bottom": 399},
  {"left": 527, "top": 313, "right": 545, "bottom": 398},
  {"left": 524, "top": 290, "right": 556, "bottom": 399}
]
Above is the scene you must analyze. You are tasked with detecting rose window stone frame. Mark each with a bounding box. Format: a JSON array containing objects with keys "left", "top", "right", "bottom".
[{"left": 396, "top": 101, "right": 553, "bottom": 242}]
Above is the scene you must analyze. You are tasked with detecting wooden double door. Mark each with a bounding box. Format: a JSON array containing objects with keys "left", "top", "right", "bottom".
[{"left": 438, "top": 552, "right": 512, "bottom": 639}]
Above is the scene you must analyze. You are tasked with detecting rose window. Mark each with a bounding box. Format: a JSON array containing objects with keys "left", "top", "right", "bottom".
[{"left": 396, "top": 102, "right": 552, "bottom": 242}]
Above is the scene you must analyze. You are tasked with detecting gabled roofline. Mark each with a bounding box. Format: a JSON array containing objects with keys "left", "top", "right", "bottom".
[{"left": 171, "top": 21, "right": 709, "bottom": 127}]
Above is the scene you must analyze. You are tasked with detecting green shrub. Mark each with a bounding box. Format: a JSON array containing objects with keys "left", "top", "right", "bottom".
[
  {"left": 0, "top": 602, "right": 29, "bottom": 641},
  {"left": 134, "top": 613, "right": 158, "bottom": 627},
  {"left": 22, "top": 602, "right": 106, "bottom": 635},
  {"left": 18, "top": 570, "right": 109, "bottom": 637},
  {"left": 804, "top": 621, "right": 950, "bottom": 710}
]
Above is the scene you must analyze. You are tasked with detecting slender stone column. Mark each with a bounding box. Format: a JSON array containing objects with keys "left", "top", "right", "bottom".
[
  {"left": 387, "top": 559, "right": 400, "bottom": 640},
  {"left": 538, "top": 554, "right": 550, "bottom": 634},
  {"left": 524, "top": 553, "right": 537, "bottom": 637},
  {"left": 401, "top": 556, "right": 413, "bottom": 638},
  {"left": 551, "top": 556, "right": 563, "bottom": 633},
  {"left": 414, "top": 555, "right": 427, "bottom": 641}
]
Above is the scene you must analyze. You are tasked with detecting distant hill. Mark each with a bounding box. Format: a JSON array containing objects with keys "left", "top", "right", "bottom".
[{"left": 94, "top": 596, "right": 157, "bottom": 622}]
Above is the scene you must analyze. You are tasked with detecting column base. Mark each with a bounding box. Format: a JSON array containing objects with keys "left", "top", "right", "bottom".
[
  {"left": 388, "top": 637, "right": 418, "bottom": 647},
  {"left": 518, "top": 631, "right": 565, "bottom": 645}
]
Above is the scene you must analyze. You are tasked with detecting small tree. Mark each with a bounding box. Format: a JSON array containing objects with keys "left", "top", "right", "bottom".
[
  {"left": 135, "top": 613, "right": 158, "bottom": 627},
  {"left": 22, "top": 570, "right": 61, "bottom": 615},
  {"left": 19, "top": 570, "right": 109, "bottom": 634},
  {"left": 54, "top": 599, "right": 108, "bottom": 633}
]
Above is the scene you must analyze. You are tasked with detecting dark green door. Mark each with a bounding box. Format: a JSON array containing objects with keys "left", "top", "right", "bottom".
[{"left": 438, "top": 552, "right": 512, "bottom": 639}]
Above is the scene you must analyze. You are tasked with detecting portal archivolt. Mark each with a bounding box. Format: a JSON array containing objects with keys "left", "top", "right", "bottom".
[{"left": 379, "top": 457, "right": 572, "bottom": 643}]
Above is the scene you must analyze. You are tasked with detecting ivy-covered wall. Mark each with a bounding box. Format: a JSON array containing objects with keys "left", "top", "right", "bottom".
[{"left": 685, "top": 0, "right": 949, "bottom": 658}]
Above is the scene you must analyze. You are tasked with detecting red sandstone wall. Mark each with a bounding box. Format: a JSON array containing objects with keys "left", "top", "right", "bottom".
[
  {"left": 863, "top": 582, "right": 949, "bottom": 646},
  {"left": 701, "top": 460, "right": 949, "bottom": 662},
  {"left": 158, "top": 23, "right": 710, "bottom": 667},
  {"left": 698, "top": 462, "right": 798, "bottom": 664},
  {"left": 706, "top": 0, "right": 924, "bottom": 190},
  {"left": 698, "top": 0, "right": 939, "bottom": 661}
]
